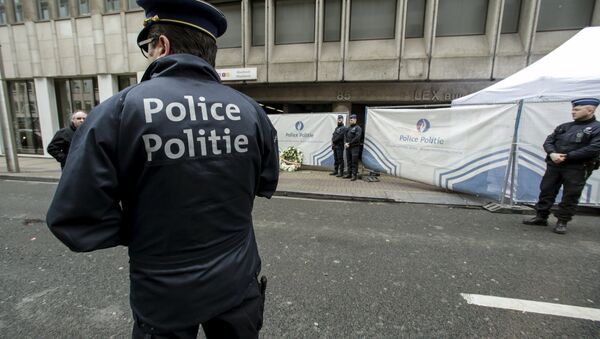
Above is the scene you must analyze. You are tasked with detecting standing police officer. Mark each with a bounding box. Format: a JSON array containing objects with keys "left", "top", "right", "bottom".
[
  {"left": 330, "top": 114, "right": 347, "bottom": 177},
  {"left": 46, "top": 0, "right": 279, "bottom": 338},
  {"left": 344, "top": 114, "right": 362, "bottom": 181},
  {"left": 523, "top": 98, "right": 600, "bottom": 234}
]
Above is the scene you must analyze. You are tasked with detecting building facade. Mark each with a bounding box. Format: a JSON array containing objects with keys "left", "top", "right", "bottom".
[{"left": 0, "top": 0, "right": 598, "bottom": 156}]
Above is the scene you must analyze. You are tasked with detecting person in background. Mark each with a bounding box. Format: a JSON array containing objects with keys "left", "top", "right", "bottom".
[
  {"left": 331, "top": 114, "right": 347, "bottom": 177},
  {"left": 344, "top": 114, "right": 362, "bottom": 181},
  {"left": 523, "top": 98, "right": 600, "bottom": 234},
  {"left": 46, "top": 111, "right": 87, "bottom": 170},
  {"left": 46, "top": 0, "right": 279, "bottom": 338}
]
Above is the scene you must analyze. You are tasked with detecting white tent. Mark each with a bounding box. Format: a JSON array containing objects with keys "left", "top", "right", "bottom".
[{"left": 452, "top": 27, "right": 600, "bottom": 105}]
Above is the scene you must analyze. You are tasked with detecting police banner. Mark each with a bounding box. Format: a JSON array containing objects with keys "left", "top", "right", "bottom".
[
  {"left": 516, "top": 102, "right": 600, "bottom": 205},
  {"left": 268, "top": 113, "right": 346, "bottom": 167},
  {"left": 363, "top": 104, "right": 518, "bottom": 200}
]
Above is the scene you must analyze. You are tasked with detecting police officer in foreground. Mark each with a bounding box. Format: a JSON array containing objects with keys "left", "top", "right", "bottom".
[
  {"left": 330, "top": 114, "right": 347, "bottom": 177},
  {"left": 46, "top": 0, "right": 279, "bottom": 338},
  {"left": 46, "top": 111, "right": 87, "bottom": 169},
  {"left": 344, "top": 114, "right": 362, "bottom": 181},
  {"left": 523, "top": 98, "right": 600, "bottom": 234}
]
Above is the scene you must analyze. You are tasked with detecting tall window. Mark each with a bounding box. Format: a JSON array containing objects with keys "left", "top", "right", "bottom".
[
  {"left": 128, "top": 0, "right": 140, "bottom": 10},
  {"left": 79, "top": 0, "right": 90, "bottom": 15},
  {"left": 58, "top": 0, "right": 70, "bottom": 18},
  {"left": 350, "top": 0, "right": 397, "bottom": 41},
  {"left": 8, "top": 81, "right": 43, "bottom": 155},
  {"left": 537, "top": 0, "right": 594, "bottom": 32},
  {"left": 252, "top": 0, "right": 265, "bottom": 46},
  {"left": 105, "top": 0, "right": 121, "bottom": 12},
  {"left": 14, "top": 0, "right": 23, "bottom": 22},
  {"left": 275, "top": 0, "right": 315, "bottom": 44},
  {"left": 501, "top": 0, "right": 521, "bottom": 34},
  {"left": 0, "top": 0, "right": 5, "bottom": 25},
  {"left": 216, "top": 2, "right": 242, "bottom": 48},
  {"left": 405, "top": 0, "right": 425, "bottom": 38},
  {"left": 37, "top": 0, "right": 50, "bottom": 20},
  {"left": 118, "top": 75, "right": 137, "bottom": 91},
  {"left": 323, "top": 0, "right": 342, "bottom": 42},
  {"left": 437, "top": 0, "right": 488, "bottom": 36},
  {"left": 55, "top": 78, "right": 99, "bottom": 128}
]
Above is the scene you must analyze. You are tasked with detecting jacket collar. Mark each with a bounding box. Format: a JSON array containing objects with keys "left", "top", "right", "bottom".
[
  {"left": 141, "top": 54, "right": 221, "bottom": 83},
  {"left": 574, "top": 115, "right": 597, "bottom": 125}
]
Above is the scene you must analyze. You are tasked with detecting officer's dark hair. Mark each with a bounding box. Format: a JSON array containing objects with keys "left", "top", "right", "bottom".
[{"left": 147, "top": 23, "right": 217, "bottom": 67}]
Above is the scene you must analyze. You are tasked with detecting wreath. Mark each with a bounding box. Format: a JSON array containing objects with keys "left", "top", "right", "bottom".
[{"left": 280, "top": 146, "right": 303, "bottom": 172}]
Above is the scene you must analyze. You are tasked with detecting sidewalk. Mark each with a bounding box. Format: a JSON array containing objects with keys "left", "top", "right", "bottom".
[{"left": 0, "top": 156, "right": 487, "bottom": 206}]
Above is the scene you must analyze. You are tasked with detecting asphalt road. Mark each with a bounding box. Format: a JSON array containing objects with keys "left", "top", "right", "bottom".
[{"left": 1, "top": 180, "right": 599, "bottom": 338}]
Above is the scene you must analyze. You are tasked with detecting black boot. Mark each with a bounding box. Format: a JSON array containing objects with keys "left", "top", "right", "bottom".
[
  {"left": 553, "top": 220, "right": 567, "bottom": 234},
  {"left": 336, "top": 170, "right": 344, "bottom": 177},
  {"left": 329, "top": 169, "right": 338, "bottom": 175},
  {"left": 350, "top": 175, "right": 357, "bottom": 181},
  {"left": 522, "top": 215, "right": 548, "bottom": 226},
  {"left": 343, "top": 173, "right": 352, "bottom": 179}
]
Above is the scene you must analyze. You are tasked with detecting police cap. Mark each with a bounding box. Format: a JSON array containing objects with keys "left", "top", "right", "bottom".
[
  {"left": 350, "top": 114, "right": 357, "bottom": 119},
  {"left": 337, "top": 115, "right": 344, "bottom": 119},
  {"left": 136, "top": 0, "right": 227, "bottom": 46},
  {"left": 571, "top": 98, "right": 600, "bottom": 107}
]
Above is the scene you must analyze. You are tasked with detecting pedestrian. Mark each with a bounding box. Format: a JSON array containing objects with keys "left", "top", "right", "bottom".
[
  {"left": 330, "top": 114, "right": 347, "bottom": 177},
  {"left": 523, "top": 98, "right": 600, "bottom": 234},
  {"left": 344, "top": 114, "right": 362, "bottom": 181},
  {"left": 46, "top": 111, "right": 87, "bottom": 169},
  {"left": 46, "top": 0, "right": 279, "bottom": 338}
]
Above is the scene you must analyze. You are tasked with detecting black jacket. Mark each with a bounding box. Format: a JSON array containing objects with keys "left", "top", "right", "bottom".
[
  {"left": 543, "top": 116, "right": 600, "bottom": 168},
  {"left": 47, "top": 124, "right": 76, "bottom": 168},
  {"left": 332, "top": 125, "right": 347, "bottom": 146},
  {"left": 46, "top": 54, "right": 279, "bottom": 330},
  {"left": 345, "top": 124, "right": 362, "bottom": 147}
]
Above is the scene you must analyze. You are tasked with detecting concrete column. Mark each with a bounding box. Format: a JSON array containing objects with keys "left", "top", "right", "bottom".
[
  {"left": 97, "top": 74, "right": 118, "bottom": 102},
  {"left": 34, "top": 78, "right": 60, "bottom": 157},
  {"left": 332, "top": 101, "right": 351, "bottom": 113}
]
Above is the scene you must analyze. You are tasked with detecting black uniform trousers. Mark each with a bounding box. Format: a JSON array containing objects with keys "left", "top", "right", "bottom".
[
  {"left": 534, "top": 164, "right": 589, "bottom": 222},
  {"left": 132, "top": 280, "right": 264, "bottom": 339},
  {"left": 333, "top": 144, "right": 345, "bottom": 173},
  {"left": 346, "top": 146, "right": 360, "bottom": 176}
]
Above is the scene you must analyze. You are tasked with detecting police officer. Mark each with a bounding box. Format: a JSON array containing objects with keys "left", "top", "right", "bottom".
[
  {"left": 46, "top": 1, "right": 279, "bottom": 338},
  {"left": 330, "top": 114, "right": 347, "bottom": 177},
  {"left": 344, "top": 114, "right": 362, "bottom": 181},
  {"left": 46, "top": 111, "right": 87, "bottom": 169},
  {"left": 523, "top": 98, "right": 600, "bottom": 234}
]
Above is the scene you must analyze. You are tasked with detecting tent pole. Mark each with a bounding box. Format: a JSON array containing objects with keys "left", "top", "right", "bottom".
[{"left": 507, "top": 100, "right": 524, "bottom": 205}]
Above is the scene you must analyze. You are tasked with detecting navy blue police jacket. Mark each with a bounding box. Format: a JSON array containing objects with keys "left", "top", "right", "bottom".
[
  {"left": 332, "top": 125, "right": 347, "bottom": 146},
  {"left": 345, "top": 124, "right": 362, "bottom": 147},
  {"left": 46, "top": 54, "right": 279, "bottom": 330},
  {"left": 543, "top": 116, "right": 600, "bottom": 168}
]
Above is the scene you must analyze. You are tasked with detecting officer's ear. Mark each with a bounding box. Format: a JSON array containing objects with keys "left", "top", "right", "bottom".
[{"left": 155, "top": 35, "right": 171, "bottom": 58}]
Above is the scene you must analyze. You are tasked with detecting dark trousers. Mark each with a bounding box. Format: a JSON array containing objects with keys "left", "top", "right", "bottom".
[
  {"left": 535, "top": 165, "right": 588, "bottom": 222},
  {"left": 346, "top": 146, "right": 360, "bottom": 176},
  {"left": 132, "top": 282, "right": 264, "bottom": 339},
  {"left": 333, "top": 144, "right": 345, "bottom": 173}
]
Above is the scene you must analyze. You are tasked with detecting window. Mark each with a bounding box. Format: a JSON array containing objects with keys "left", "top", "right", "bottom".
[
  {"left": 323, "top": 0, "right": 342, "bottom": 42},
  {"left": 405, "top": 0, "right": 425, "bottom": 38},
  {"left": 275, "top": 0, "right": 315, "bottom": 44},
  {"left": 436, "top": 0, "right": 488, "bottom": 36},
  {"left": 79, "top": 0, "right": 90, "bottom": 15},
  {"left": 0, "top": 0, "right": 5, "bottom": 25},
  {"left": 252, "top": 0, "right": 265, "bottom": 46},
  {"left": 37, "top": 0, "right": 50, "bottom": 20},
  {"left": 350, "top": 0, "right": 397, "bottom": 41},
  {"left": 58, "top": 0, "right": 70, "bottom": 18},
  {"left": 118, "top": 75, "right": 137, "bottom": 91},
  {"left": 105, "top": 0, "right": 121, "bottom": 12},
  {"left": 55, "top": 78, "right": 99, "bottom": 128},
  {"left": 501, "top": 0, "right": 521, "bottom": 34},
  {"left": 128, "top": 0, "right": 140, "bottom": 10},
  {"left": 8, "top": 81, "right": 43, "bottom": 155},
  {"left": 216, "top": 2, "right": 242, "bottom": 48},
  {"left": 14, "top": 0, "right": 23, "bottom": 22},
  {"left": 537, "top": 0, "right": 594, "bottom": 32}
]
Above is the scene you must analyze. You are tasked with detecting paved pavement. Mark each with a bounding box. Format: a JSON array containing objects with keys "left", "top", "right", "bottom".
[{"left": 0, "top": 156, "right": 488, "bottom": 206}]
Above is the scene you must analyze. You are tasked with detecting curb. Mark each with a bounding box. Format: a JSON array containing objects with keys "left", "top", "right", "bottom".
[{"left": 0, "top": 175, "right": 59, "bottom": 183}]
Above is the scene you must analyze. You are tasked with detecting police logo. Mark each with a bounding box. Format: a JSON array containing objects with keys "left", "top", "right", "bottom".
[
  {"left": 295, "top": 121, "right": 304, "bottom": 131},
  {"left": 416, "top": 118, "right": 431, "bottom": 133}
]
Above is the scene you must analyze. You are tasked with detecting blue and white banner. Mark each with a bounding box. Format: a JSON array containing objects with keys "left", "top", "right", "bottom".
[
  {"left": 516, "top": 102, "right": 600, "bottom": 205},
  {"left": 268, "top": 113, "right": 347, "bottom": 167},
  {"left": 364, "top": 105, "right": 518, "bottom": 200}
]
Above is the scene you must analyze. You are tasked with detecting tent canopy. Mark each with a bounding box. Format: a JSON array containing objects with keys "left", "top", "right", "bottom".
[{"left": 452, "top": 27, "right": 600, "bottom": 105}]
